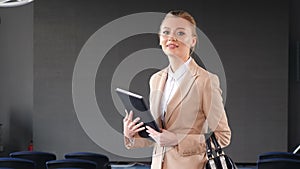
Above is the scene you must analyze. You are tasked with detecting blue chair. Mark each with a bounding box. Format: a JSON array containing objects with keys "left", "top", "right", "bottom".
[
  {"left": 10, "top": 151, "right": 56, "bottom": 169},
  {"left": 259, "top": 151, "right": 300, "bottom": 160},
  {"left": 0, "top": 157, "right": 35, "bottom": 169},
  {"left": 257, "top": 152, "right": 300, "bottom": 169},
  {"left": 46, "top": 159, "right": 97, "bottom": 169},
  {"left": 64, "top": 152, "right": 110, "bottom": 169}
]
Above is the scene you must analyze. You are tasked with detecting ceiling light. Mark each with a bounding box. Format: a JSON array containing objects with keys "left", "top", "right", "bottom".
[{"left": 0, "top": 0, "right": 34, "bottom": 8}]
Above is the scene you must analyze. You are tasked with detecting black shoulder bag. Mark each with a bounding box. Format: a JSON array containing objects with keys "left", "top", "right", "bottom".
[{"left": 205, "top": 132, "right": 237, "bottom": 169}]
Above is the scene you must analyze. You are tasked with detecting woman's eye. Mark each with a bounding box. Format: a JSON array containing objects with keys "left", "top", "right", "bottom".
[
  {"left": 177, "top": 32, "right": 185, "bottom": 36},
  {"left": 162, "top": 31, "right": 169, "bottom": 35}
]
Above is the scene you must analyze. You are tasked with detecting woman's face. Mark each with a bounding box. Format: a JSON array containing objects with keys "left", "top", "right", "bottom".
[{"left": 159, "top": 16, "right": 196, "bottom": 61}]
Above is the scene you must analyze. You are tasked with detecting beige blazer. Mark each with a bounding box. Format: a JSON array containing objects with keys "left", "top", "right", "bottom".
[{"left": 125, "top": 59, "right": 231, "bottom": 169}]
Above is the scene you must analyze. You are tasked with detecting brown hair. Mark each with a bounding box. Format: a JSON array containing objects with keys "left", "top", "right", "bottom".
[
  {"left": 164, "top": 10, "right": 197, "bottom": 36},
  {"left": 168, "top": 10, "right": 196, "bottom": 27}
]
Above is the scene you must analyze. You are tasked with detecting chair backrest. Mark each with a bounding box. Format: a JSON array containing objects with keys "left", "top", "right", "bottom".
[
  {"left": 257, "top": 158, "right": 300, "bottom": 169},
  {"left": 257, "top": 152, "right": 300, "bottom": 169},
  {"left": 64, "top": 152, "right": 110, "bottom": 169},
  {"left": 10, "top": 151, "right": 56, "bottom": 169},
  {"left": 46, "top": 159, "right": 97, "bottom": 169},
  {"left": 259, "top": 152, "right": 300, "bottom": 160},
  {"left": 0, "top": 157, "right": 35, "bottom": 169}
]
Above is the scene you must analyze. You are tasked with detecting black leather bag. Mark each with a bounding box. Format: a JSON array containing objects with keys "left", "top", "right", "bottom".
[{"left": 205, "top": 132, "right": 237, "bottom": 169}]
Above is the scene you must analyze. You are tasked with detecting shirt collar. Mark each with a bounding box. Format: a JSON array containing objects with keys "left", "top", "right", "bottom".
[{"left": 168, "top": 57, "right": 192, "bottom": 81}]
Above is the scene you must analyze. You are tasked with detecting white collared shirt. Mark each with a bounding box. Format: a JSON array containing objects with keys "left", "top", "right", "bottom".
[{"left": 161, "top": 57, "right": 192, "bottom": 122}]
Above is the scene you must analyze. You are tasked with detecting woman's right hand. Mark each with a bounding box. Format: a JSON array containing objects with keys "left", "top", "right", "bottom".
[{"left": 123, "top": 110, "right": 145, "bottom": 139}]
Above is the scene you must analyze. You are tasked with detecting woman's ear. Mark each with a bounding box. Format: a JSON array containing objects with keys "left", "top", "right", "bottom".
[
  {"left": 157, "top": 33, "right": 160, "bottom": 45},
  {"left": 191, "top": 36, "right": 197, "bottom": 48},
  {"left": 159, "top": 35, "right": 163, "bottom": 46}
]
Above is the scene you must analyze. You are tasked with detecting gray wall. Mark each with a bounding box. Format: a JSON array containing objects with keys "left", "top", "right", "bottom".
[
  {"left": 0, "top": 3, "right": 33, "bottom": 155},
  {"left": 289, "top": 0, "right": 300, "bottom": 152},
  {"left": 33, "top": 0, "right": 290, "bottom": 163}
]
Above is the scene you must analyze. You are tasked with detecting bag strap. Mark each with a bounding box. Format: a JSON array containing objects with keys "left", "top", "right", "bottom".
[
  {"left": 293, "top": 145, "right": 300, "bottom": 154},
  {"left": 205, "top": 133, "right": 214, "bottom": 159},
  {"left": 210, "top": 132, "right": 224, "bottom": 156}
]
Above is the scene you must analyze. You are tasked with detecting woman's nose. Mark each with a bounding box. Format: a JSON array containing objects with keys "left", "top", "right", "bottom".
[{"left": 167, "top": 35, "right": 177, "bottom": 41}]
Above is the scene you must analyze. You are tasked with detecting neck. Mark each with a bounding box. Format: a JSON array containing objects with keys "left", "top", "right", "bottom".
[{"left": 168, "top": 55, "right": 190, "bottom": 72}]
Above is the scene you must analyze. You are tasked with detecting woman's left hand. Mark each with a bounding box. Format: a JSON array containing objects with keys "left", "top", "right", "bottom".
[{"left": 146, "top": 126, "right": 178, "bottom": 147}]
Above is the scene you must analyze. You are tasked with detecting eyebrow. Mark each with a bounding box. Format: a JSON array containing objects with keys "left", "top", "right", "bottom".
[{"left": 161, "top": 27, "right": 186, "bottom": 31}]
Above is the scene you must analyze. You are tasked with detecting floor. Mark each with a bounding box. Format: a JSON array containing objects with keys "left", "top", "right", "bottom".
[{"left": 110, "top": 163, "right": 257, "bottom": 169}]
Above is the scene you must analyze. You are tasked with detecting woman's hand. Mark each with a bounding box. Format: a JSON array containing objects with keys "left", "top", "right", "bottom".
[
  {"left": 123, "top": 110, "right": 145, "bottom": 139},
  {"left": 146, "top": 126, "right": 178, "bottom": 147}
]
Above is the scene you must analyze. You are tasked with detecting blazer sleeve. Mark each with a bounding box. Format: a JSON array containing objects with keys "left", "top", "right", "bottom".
[
  {"left": 124, "top": 134, "right": 154, "bottom": 149},
  {"left": 175, "top": 73, "right": 231, "bottom": 156}
]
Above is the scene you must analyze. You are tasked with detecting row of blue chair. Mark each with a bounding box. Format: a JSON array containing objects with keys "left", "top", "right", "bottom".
[
  {"left": 47, "top": 159, "right": 98, "bottom": 169},
  {"left": 0, "top": 151, "right": 110, "bottom": 169}
]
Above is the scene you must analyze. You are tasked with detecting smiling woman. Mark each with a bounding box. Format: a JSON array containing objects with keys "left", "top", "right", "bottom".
[
  {"left": 122, "top": 10, "right": 231, "bottom": 169},
  {"left": 0, "top": 0, "right": 33, "bottom": 7}
]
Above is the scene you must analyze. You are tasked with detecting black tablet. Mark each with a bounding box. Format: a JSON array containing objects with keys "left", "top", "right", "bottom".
[{"left": 115, "top": 88, "right": 161, "bottom": 138}]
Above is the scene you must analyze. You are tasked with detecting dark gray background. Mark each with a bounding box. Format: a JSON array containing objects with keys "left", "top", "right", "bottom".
[
  {"left": 0, "top": 0, "right": 299, "bottom": 164},
  {"left": 0, "top": 3, "right": 33, "bottom": 155}
]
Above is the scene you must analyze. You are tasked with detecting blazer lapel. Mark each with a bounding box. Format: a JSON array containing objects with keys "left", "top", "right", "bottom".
[
  {"left": 150, "top": 68, "right": 168, "bottom": 128},
  {"left": 164, "top": 59, "right": 198, "bottom": 125}
]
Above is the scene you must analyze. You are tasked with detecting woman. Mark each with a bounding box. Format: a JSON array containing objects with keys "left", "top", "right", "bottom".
[{"left": 123, "top": 10, "right": 231, "bottom": 169}]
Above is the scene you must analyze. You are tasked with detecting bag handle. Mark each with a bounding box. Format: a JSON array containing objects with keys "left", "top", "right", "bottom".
[
  {"left": 210, "top": 132, "right": 224, "bottom": 156},
  {"left": 205, "top": 133, "right": 214, "bottom": 159},
  {"left": 206, "top": 132, "right": 224, "bottom": 156},
  {"left": 293, "top": 145, "right": 300, "bottom": 154}
]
